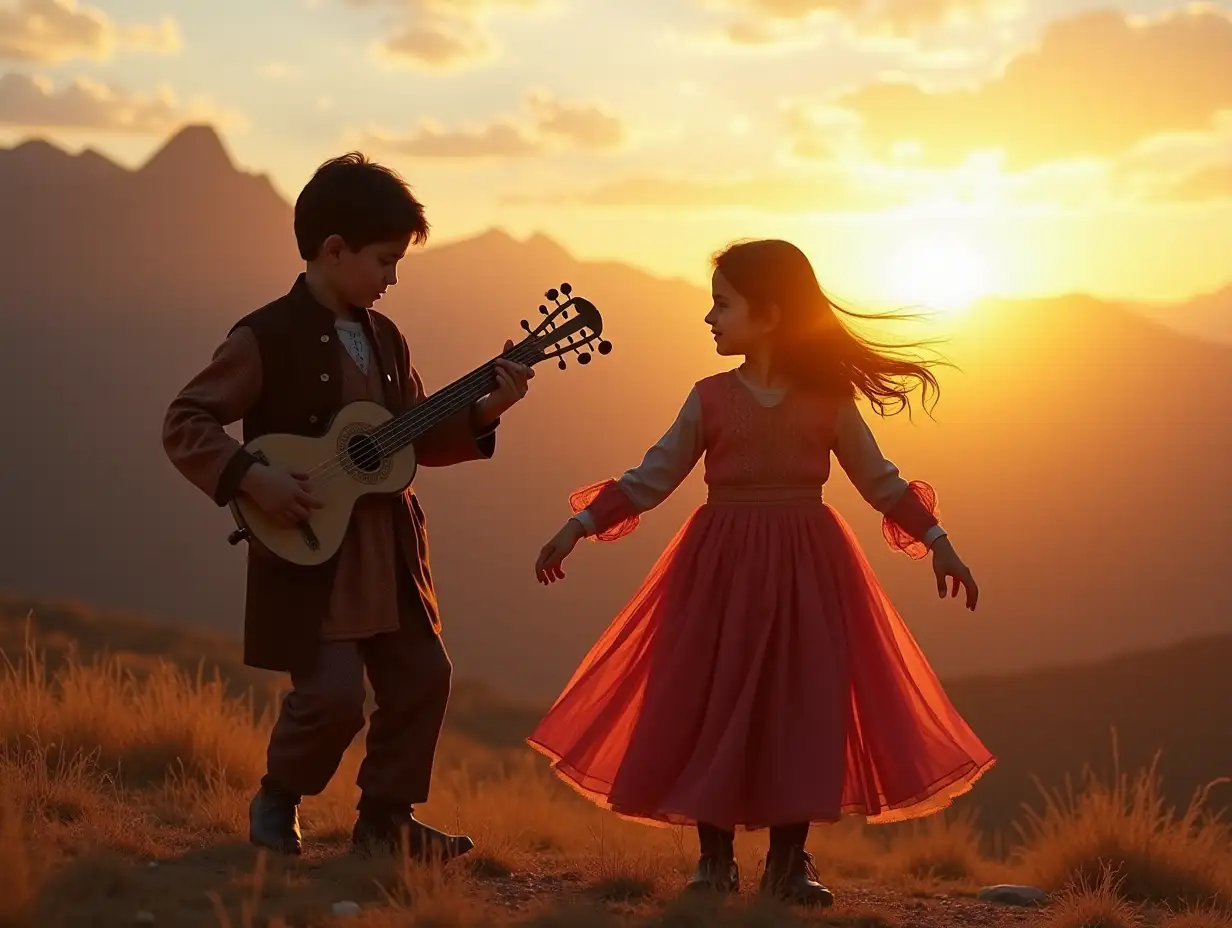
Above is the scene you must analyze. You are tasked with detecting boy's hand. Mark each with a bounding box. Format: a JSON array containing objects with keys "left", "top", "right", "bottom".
[
  {"left": 931, "top": 536, "right": 978, "bottom": 611},
  {"left": 536, "top": 518, "right": 586, "bottom": 585},
  {"left": 240, "top": 464, "right": 324, "bottom": 527},
  {"left": 478, "top": 340, "right": 534, "bottom": 424}
]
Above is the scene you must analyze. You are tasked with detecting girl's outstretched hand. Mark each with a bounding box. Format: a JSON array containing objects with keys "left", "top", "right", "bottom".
[
  {"left": 536, "top": 518, "right": 586, "bottom": 585},
  {"left": 930, "top": 536, "right": 979, "bottom": 611}
]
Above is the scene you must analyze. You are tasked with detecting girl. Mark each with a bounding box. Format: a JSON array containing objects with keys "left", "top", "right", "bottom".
[{"left": 528, "top": 239, "right": 992, "bottom": 907}]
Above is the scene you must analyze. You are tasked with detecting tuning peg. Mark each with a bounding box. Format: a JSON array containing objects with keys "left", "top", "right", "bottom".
[
  {"left": 578, "top": 352, "right": 591, "bottom": 364},
  {"left": 598, "top": 340, "right": 612, "bottom": 355},
  {"left": 539, "top": 304, "right": 548, "bottom": 315},
  {"left": 546, "top": 288, "right": 559, "bottom": 301},
  {"left": 520, "top": 319, "right": 531, "bottom": 331},
  {"left": 560, "top": 282, "right": 572, "bottom": 296},
  {"left": 558, "top": 357, "right": 566, "bottom": 370}
]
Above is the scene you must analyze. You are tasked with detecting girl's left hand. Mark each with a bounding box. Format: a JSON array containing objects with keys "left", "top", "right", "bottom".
[
  {"left": 535, "top": 518, "right": 585, "bottom": 585},
  {"left": 930, "top": 537, "right": 979, "bottom": 611}
]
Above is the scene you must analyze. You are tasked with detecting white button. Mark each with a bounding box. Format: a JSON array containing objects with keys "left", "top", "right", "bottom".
[
  {"left": 309, "top": 415, "right": 318, "bottom": 423},
  {"left": 320, "top": 373, "right": 330, "bottom": 382},
  {"left": 320, "top": 334, "right": 330, "bottom": 343},
  {"left": 386, "top": 374, "right": 392, "bottom": 382}
]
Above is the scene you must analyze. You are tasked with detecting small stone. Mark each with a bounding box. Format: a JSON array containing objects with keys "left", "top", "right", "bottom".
[
  {"left": 977, "top": 884, "right": 1049, "bottom": 906},
  {"left": 330, "top": 901, "right": 361, "bottom": 917},
  {"left": 135, "top": 912, "right": 155, "bottom": 924}
]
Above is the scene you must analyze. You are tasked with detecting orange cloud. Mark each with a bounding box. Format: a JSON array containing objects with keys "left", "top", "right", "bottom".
[
  {"left": 1155, "top": 162, "right": 1232, "bottom": 202},
  {"left": 503, "top": 170, "right": 915, "bottom": 212},
  {"left": 346, "top": 0, "right": 542, "bottom": 70},
  {"left": 827, "top": 7, "right": 1232, "bottom": 169},
  {"left": 0, "top": 0, "right": 180, "bottom": 64},
  {"left": 365, "top": 90, "right": 626, "bottom": 158},
  {"left": 714, "top": 0, "right": 1002, "bottom": 40},
  {"left": 0, "top": 72, "right": 238, "bottom": 133}
]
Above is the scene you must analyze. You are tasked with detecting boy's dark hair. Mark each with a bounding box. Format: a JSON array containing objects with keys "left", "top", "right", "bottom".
[{"left": 293, "top": 152, "right": 429, "bottom": 261}]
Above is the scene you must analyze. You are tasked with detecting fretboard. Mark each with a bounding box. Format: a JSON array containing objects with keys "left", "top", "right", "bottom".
[{"left": 375, "top": 343, "right": 538, "bottom": 454}]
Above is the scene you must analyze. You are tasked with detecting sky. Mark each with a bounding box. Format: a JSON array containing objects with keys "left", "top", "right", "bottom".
[{"left": 1, "top": 0, "right": 1230, "bottom": 309}]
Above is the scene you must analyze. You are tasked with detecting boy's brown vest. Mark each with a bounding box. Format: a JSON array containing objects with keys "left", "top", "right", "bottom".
[{"left": 217, "top": 274, "right": 436, "bottom": 675}]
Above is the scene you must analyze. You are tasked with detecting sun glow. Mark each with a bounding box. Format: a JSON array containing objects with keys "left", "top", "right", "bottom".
[{"left": 886, "top": 233, "right": 993, "bottom": 317}]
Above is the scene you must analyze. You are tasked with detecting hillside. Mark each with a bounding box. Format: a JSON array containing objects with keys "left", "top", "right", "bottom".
[
  {"left": 2, "top": 597, "right": 1232, "bottom": 926},
  {"left": 0, "top": 125, "right": 1231, "bottom": 704},
  {"left": 4, "top": 597, "right": 1231, "bottom": 840},
  {"left": 0, "top": 595, "right": 539, "bottom": 752}
]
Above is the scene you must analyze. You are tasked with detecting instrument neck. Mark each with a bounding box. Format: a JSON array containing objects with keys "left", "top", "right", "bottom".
[{"left": 379, "top": 343, "right": 537, "bottom": 453}]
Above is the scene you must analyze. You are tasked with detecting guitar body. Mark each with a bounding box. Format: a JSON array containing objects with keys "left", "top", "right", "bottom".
[{"left": 228, "top": 399, "right": 417, "bottom": 566}]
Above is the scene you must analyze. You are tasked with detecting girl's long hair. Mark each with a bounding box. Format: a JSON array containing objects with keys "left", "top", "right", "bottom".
[{"left": 712, "top": 238, "right": 947, "bottom": 418}]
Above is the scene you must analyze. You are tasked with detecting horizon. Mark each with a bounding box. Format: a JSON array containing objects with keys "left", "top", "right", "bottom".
[{"left": 1, "top": 0, "right": 1230, "bottom": 309}]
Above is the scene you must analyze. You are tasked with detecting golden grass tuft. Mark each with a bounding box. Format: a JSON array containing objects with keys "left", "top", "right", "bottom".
[
  {"left": 882, "top": 807, "right": 992, "bottom": 885},
  {"left": 1012, "top": 735, "right": 1232, "bottom": 907},
  {"left": 1041, "top": 864, "right": 1144, "bottom": 928}
]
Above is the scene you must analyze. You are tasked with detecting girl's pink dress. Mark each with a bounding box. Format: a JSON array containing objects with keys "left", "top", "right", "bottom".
[{"left": 527, "top": 370, "right": 994, "bottom": 830}]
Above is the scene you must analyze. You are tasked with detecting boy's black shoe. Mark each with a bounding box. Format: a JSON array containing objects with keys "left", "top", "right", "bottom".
[
  {"left": 351, "top": 806, "right": 474, "bottom": 862},
  {"left": 685, "top": 853, "right": 740, "bottom": 893},
  {"left": 759, "top": 848, "right": 834, "bottom": 907},
  {"left": 248, "top": 785, "right": 302, "bottom": 856}
]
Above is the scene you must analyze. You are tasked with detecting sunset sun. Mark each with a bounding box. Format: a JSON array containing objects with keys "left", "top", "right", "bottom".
[{"left": 889, "top": 235, "right": 992, "bottom": 317}]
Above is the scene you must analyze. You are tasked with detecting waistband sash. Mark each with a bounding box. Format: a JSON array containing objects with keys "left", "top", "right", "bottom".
[{"left": 705, "top": 485, "right": 824, "bottom": 504}]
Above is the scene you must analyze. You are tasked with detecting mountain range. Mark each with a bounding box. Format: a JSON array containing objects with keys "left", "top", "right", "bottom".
[{"left": 0, "top": 124, "right": 1230, "bottom": 703}]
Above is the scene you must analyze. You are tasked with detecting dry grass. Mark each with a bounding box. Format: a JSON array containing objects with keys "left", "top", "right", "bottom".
[
  {"left": 0, "top": 622, "right": 1229, "bottom": 926},
  {"left": 1012, "top": 735, "right": 1232, "bottom": 908}
]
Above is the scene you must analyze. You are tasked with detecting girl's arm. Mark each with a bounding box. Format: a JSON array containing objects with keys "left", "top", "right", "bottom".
[
  {"left": 570, "top": 387, "right": 705, "bottom": 541},
  {"left": 833, "top": 397, "right": 947, "bottom": 559}
]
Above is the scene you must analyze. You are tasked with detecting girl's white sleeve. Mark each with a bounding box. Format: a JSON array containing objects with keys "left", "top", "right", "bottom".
[
  {"left": 833, "top": 396, "right": 947, "bottom": 548},
  {"left": 574, "top": 387, "right": 705, "bottom": 536}
]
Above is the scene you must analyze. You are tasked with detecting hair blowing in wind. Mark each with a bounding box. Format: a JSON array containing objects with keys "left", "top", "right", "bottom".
[{"left": 712, "top": 239, "right": 945, "bottom": 418}]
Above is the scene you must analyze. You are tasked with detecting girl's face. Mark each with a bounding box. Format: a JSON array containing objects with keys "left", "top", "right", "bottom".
[{"left": 704, "top": 268, "right": 776, "bottom": 356}]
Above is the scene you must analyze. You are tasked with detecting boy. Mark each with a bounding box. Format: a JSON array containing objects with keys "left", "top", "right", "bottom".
[{"left": 162, "top": 152, "right": 532, "bottom": 860}]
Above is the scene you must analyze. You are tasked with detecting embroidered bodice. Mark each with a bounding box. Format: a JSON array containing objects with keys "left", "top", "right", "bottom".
[{"left": 571, "top": 368, "right": 945, "bottom": 557}]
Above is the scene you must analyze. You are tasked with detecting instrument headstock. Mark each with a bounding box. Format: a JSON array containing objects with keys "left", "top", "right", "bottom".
[{"left": 514, "top": 282, "right": 611, "bottom": 371}]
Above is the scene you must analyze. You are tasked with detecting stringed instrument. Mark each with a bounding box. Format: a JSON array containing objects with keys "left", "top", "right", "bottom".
[{"left": 226, "top": 282, "right": 608, "bottom": 566}]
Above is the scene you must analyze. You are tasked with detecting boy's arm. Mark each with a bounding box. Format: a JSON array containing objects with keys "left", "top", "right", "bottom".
[
  {"left": 162, "top": 327, "right": 264, "bottom": 506},
  {"left": 402, "top": 339, "right": 499, "bottom": 468}
]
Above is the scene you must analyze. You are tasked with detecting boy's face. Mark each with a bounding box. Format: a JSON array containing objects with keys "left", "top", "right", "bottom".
[{"left": 319, "top": 233, "right": 411, "bottom": 310}]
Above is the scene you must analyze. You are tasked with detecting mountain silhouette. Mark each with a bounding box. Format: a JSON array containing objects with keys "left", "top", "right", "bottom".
[
  {"left": 0, "top": 125, "right": 1229, "bottom": 703},
  {"left": 140, "top": 123, "right": 237, "bottom": 179},
  {"left": 1133, "top": 284, "right": 1232, "bottom": 344}
]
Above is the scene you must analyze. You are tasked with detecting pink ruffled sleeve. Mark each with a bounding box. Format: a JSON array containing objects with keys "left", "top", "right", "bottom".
[
  {"left": 569, "top": 480, "right": 641, "bottom": 542},
  {"left": 568, "top": 387, "right": 705, "bottom": 543},
  {"left": 880, "top": 480, "right": 941, "bottom": 560},
  {"left": 833, "top": 399, "right": 945, "bottom": 560}
]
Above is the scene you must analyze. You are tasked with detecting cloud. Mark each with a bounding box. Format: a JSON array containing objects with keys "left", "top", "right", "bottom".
[
  {"left": 345, "top": 0, "right": 544, "bottom": 70},
  {"left": 825, "top": 6, "right": 1232, "bottom": 169},
  {"left": 503, "top": 169, "right": 918, "bottom": 213},
  {"left": 0, "top": 0, "right": 180, "bottom": 64},
  {"left": 0, "top": 72, "right": 240, "bottom": 133},
  {"left": 365, "top": 90, "right": 626, "bottom": 158},
  {"left": 1162, "top": 163, "right": 1232, "bottom": 201},
  {"left": 503, "top": 150, "right": 1165, "bottom": 216},
  {"left": 708, "top": 0, "right": 1007, "bottom": 41},
  {"left": 257, "top": 61, "right": 300, "bottom": 80}
]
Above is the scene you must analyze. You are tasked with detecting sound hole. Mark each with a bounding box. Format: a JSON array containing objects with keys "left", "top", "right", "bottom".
[{"left": 345, "top": 433, "right": 384, "bottom": 473}]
